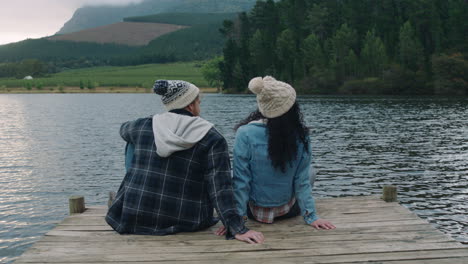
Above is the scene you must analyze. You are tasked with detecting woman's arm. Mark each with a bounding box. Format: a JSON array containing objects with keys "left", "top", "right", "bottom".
[
  {"left": 294, "top": 144, "right": 319, "bottom": 224},
  {"left": 294, "top": 144, "right": 335, "bottom": 230},
  {"left": 232, "top": 128, "right": 252, "bottom": 219}
]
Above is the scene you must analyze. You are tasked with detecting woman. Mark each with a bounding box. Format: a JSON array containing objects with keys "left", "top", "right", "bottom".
[{"left": 216, "top": 76, "right": 334, "bottom": 236}]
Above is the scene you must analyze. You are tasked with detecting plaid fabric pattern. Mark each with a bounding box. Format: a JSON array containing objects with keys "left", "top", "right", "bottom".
[
  {"left": 249, "top": 198, "right": 296, "bottom": 224},
  {"left": 106, "top": 115, "right": 247, "bottom": 238}
]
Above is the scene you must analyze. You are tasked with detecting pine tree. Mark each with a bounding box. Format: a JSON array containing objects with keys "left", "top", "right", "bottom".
[
  {"left": 344, "top": 49, "right": 359, "bottom": 79},
  {"left": 361, "top": 30, "right": 388, "bottom": 77},
  {"left": 238, "top": 12, "right": 252, "bottom": 86},
  {"left": 221, "top": 39, "right": 239, "bottom": 90},
  {"left": 276, "top": 29, "right": 296, "bottom": 83},
  {"left": 329, "top": 24, "right": 358, "bottom": 82},
  {"left": 250, "top": 30, "right": 267, "bottom": 76},
  {"left": 307, "top": 3, "right": 329, "bottom": 42},
  {"left": 302, "top": 33, "right": 326, "bottom": 74},
  {"left": 399, "top": 21, "right": 424, "bottom": 71}
]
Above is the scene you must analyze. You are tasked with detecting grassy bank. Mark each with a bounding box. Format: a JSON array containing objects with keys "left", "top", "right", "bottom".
[{"left": 0, "top": 62, "right": 209, "bottom": 90}]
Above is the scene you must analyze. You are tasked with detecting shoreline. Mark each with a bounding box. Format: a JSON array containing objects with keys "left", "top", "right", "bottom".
[{"left": 0, "top": 86, "right": 219, "bottom": 94}]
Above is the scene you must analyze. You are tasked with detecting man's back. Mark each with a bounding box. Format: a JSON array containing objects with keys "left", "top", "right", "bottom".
[{"left": 106, "top": 114, "right": 240, "bottom": 235}]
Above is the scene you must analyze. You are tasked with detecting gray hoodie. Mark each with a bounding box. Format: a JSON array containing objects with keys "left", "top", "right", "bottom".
[{"left": 152, "top": 112, "right": 214, "bottom": 158}]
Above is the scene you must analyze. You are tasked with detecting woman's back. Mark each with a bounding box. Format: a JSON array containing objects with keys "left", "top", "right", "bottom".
[{"left": 234, "top": 122, "right": 310, "bottom": 208}]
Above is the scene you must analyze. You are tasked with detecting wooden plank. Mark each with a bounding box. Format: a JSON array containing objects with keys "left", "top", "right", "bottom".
[
  {"left": 350, "top": 259, "right": 468, "bottom": 264},
  {"left": 51, "top": 218, "right": 430, "bottom": 232},
  {"left": 15, "top": 254, "right": 468, "bottom": 264},
  {"left": 58, "top": 213, "right": 420, "bottom": 226},
  {"left": 18, "top": 244, "right": 467, "bottom": 263},
  {"left": 44, "top": 224, "right": 441, "bottom": 240},
  {"left": 41, "top": 230, "right": 447, "bottom": 243},
  {"left": 26, "top": 239, "right": 463, "bottom": 256}
]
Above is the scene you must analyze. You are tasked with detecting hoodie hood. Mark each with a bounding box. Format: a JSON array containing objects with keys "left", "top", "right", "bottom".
[{"left": 153, "top": 112, "right": 213, "bottom": 158}]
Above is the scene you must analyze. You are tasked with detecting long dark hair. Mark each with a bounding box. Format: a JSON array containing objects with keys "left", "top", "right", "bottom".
[{"left": 235, "top": 102, "right": 309, "bottom": 172}]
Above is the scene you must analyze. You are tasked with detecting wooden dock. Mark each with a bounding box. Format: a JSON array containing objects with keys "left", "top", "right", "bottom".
[{"left": 15, "top": 195, "right": 467, "bottom": 263}]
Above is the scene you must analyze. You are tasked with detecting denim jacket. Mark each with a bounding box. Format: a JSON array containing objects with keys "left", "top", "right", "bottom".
[{"left": 233, "top": 122, "right": 319, "bottom": 224}]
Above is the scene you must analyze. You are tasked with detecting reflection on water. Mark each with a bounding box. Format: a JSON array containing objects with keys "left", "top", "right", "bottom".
[{"left": 0, "top": 94, "right": 467, "bottom": 263}]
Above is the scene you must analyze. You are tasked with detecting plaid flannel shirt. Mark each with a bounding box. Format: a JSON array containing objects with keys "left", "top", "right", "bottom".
[
  {"left": 106, "top": 112, "right": 248, "bottom": 238},
  {"left": 249, "top": 198, "right": 296, "bottom": 224}
]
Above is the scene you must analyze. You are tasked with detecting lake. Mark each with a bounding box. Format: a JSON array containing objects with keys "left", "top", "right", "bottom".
[{"left": 0, "top": 94, "right": 467, "bottom": 263}]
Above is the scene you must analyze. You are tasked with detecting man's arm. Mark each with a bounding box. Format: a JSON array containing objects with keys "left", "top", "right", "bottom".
[
  {"left": 120, "top": 120, "right": 135, "bottom": 143},
  {"left": 120, "top": 117, "right": 150, "bottom": 144},
  {"left": 205, "top": 133, "right": 264, "bottom": 243},
  {"left": 205, "top": 136, "right": 248, "bottom": 238}
]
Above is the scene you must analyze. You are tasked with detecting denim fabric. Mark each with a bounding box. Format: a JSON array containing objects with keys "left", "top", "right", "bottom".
[
  {"left": 233, "top": 123, "right": 319, "bottom": 224},
  {"left": 125, "top": 143, "right": 134, "bottom": 172}
]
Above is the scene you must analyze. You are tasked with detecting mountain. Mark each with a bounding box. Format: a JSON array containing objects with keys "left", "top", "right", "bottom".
[
  {"left": 0, "top": 12, "right": 237, "bottom": 70},
  {"left": 58, "top": 0, "right": 257, "bottom": 34}
]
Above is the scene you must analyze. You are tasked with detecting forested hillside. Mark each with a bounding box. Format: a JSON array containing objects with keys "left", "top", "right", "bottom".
[
  {"left": 111, "top": 13, "right": 238, "bottom": 65},
  {"left": 124, "top": 12, "right": 237, "bottom": 26},
  {"left": 49, "top": 22, "right": 187, "bottom": 46},
  {"left": 0, "top": 39, "right": 137, "bottom": 76},
  {"left": 220, "top": 0, "right": 468, "bottom": 95},
  {"left": 58, "top": 0, "right": 257, "bottom": 34}
]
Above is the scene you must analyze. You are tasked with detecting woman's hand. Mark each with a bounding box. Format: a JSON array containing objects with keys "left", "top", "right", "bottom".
[
  {"left": 310, "top": 219, "right": 335, "bottom": 230},
  {"left": 214, "top": 225, "right": 227, "bottom": 236}
]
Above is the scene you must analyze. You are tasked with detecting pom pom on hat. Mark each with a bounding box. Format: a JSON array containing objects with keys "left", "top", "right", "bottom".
[
  {"left": 248, "top": 77, "right": 264, "bottom": 94},
  {"left": 153, "top": 80, "right": 169, "bottom": 95}
]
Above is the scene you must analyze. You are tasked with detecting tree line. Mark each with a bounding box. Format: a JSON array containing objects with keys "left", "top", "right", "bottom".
[
  {"left": 218, "top": 0, "right": 468, "bottom": 95},
  {"left": 0, "top": 60, "right": 48, "bottom": 79}
]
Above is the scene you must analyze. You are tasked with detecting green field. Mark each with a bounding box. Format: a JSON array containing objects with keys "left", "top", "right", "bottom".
[{"left": 0, "top": 62, "right": 208, "bottom": 89}]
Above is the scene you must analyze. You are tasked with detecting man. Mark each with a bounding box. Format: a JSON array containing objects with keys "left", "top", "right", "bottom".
[{"left": 106, "top": 80, "right": 264, "bottom": 244}]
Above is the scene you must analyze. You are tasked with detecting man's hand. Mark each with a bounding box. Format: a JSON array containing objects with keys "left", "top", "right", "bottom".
[
  {"left": 310, "top": 219, "right": 335, "bottom": 230},
  {"left": 215, "top": 226, "right": 265, "bottom": 244},
  {"left": 235, "top": 230, "right": 265, "bottom": 244}
]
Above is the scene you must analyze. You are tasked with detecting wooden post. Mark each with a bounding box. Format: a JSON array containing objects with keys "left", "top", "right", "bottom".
[
  {"left": 382, "top": 185, "right": 397, "bottom": 202},
  {"left": 108, "top": 191, "right": 116, "bottom": 208},
  {"left": 69, "top": 196, "right": 85, "bottom": 214}
]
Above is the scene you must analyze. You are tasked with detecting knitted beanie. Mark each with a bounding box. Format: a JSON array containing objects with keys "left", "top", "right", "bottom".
[
  {"left": 248, "top": 76, "right": 296, "bottom": 118},
  {"left": 153, "top": 80, "right": 200, "bottom": 111}
]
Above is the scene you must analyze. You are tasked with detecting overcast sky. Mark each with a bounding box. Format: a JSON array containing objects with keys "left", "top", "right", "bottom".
[{"left": 0, "top": 0, "right": 144, "bottom": 45}]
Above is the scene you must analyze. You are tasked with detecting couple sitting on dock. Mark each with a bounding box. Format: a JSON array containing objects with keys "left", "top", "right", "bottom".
[{"left": 106, "top": 76, "right": 335, "bottom": 244}]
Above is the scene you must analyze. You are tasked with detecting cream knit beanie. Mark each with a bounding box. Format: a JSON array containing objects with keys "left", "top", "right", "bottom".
[
  {"left": 153, "top": 80, "right": 200, "bottom": 111},
  {"left": 248, "top": 76, "right": 296, "bottom": 118}
]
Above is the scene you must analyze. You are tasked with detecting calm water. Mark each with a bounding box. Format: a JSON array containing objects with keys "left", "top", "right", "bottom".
[{"left": 0, "top": 94, "right": 467, "bottom": 263}]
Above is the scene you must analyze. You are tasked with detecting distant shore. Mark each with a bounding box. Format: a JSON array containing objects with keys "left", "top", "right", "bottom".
[{"left": 0, "top": 87, "right": 219, "bottom": 94}]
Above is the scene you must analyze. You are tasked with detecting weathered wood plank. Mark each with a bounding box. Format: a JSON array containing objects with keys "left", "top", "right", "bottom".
[
  {"left": 40, "top": 230, "right": 447, "bottom": 244},
  {"left": 51, "top": 218, "right": 430, "bottom": 232},
  {"left": 18, "top": 244, "right": 467, "bottom": 263},
  {"left": 44, "top": 224, "right": 442, "bottom": 241}
]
